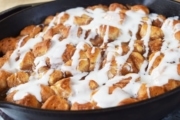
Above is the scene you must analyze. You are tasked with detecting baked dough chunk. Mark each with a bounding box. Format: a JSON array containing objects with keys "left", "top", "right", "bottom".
[
  {"left": 7, "top": 71, "right": 29, "bottom": 88},
  {"left": 42, "top": 95, "right": 69, "bottom": 110},
  {"left": 0, "top": 70, "right": 12, "bottom": 92}
]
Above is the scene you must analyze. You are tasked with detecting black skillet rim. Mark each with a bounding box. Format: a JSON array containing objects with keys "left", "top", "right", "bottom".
[{"left": 0, "top": 0, "right": 180, "bottom": 116}]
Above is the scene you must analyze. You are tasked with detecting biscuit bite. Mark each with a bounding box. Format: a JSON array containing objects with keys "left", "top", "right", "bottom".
[
  {"left": 7, "top": 71, "right": 29, "bottom": 88},
  {"left": 109, "top": 3, "right": 127, "bottom": 11},
  {"left": 149, "top": 86, "right": 165, "bottom": 98},
  {"left": 52, "top": 24, "right": 70, "bottom": 40},
  {"left": 0, "top": 37, "right": 17, "bottom": 54},
  {"left": 148, "top": 52, "right": 164, "bottom": 74},
  {"left": 40, "top": 85, "right": 55, "bottom": 103},
  {"left": 87, "top": 4, "right": 108, "bottom": 11},
  {"left": 42, "top": 95, "right": 69, "bottom": 110},
  {"left": 51, "top": 78, "right": 71, "bottom": 98},
  {"left": 140, "top": 24, "right": 164, "bottom": 40},
  {"left": 130, "top": 5, "right": 149, "bottom": 14},
  {"left": 152, "top": 14, "right": 166, "bottom": 28},
  {"left": 6, "top": 90, "right": 17, "bottom": 103},
  {"left": 74, "top": 14, "right": 93, "bottom": 26},
  {"left": 62, "top": 44, "right": 76, "bottom": 63},
  {"left": 6, "top": 91, "right": 40, "bottom": 108},
  {"left": 121, "top": 52, "right": 144, "bottom": 75},
  {"left": 32, "top": 39, "right": 51, "bottom": 57},
  {"left": 89, "top": 80, "right": 99, "bottom": 90},
  {"left": 119, "top": 98, "right": 138, "bottom": 106},
  {"left": 113, "top": 77, "right": 132, "bottom": 89},
  {"left": 0, "top": 50, "right": 13, "bottom": 67},
  {"left": 0, "top": 70, "right": 12, "bottom": 92},
  {"left": 20, "top": 25, "right": 42, "bottom": 38},
  {"left": 148, "top": 38, "right": 163, "bottom": 53},
  {"left": 137, "top": 84, "right": 149, "bottom": 100},
  {"left": 20, "top": 51, "right": 35, "bottom": 71},
  {"left": 44, "top": 15, "right": 54, "bottom": 25},
  {"left": 71, "top": 102, "right": 95, "bottom": 110},
  {"left": 90, "top": 35, "right": 103, "bottom": 47},
  {"left": 164, "top": 79, "right": 180, "bottom": 91},
  {"left": 48, "top": 70, "right": 64, "bottom": 85},
  {"left": 59, "top": 13, "right": 70, "bottom": 24},
  {"left": 133, "top": 40, "right": 144, "bottom": 54},
  {"left": 77, "top": 59, "right": 90, "bottom": 72},
  {"left": 86, "top": 47, "right": 102, "bottom": 71},
  {"left": 174, "top": 31, "right": 180, "bottom": 41},
  {"left": 16, "top": 94, "right": 41, "bottom": 108},
  {"left": 107, "top": 57, "right": 118, "bottom": 79},
  {"left": 98, "top": 25, "right": 120, "bottom": 42}
]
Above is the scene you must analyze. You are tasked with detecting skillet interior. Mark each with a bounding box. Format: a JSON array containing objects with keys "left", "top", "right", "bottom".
[{"left": 0, "top": 0, "right": 180, "bottom": 120}]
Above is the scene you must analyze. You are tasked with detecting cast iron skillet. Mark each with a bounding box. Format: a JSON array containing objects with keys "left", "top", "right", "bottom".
[{"left": 0, "top": 0, "right": 180, "bottom": 120}]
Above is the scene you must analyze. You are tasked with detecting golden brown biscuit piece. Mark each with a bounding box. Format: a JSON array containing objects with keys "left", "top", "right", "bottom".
[
  {"left": 32, "top": 39, "right": 51, "bottom": 57},
  {"left": 113, "top": 77, "right": 132, "bottom": 89},
  {"left": 6, "top": 90, "right": 18, "bottom": 103},
  {"left": 51, "top": 78, "right": 71, "bottom": 98},
  {"left": 133, "top": 40, "right": 144, "bottom": 54},
  {"left": 86, "top": 47, "right": 102, "bottom": 71},
  {"left": 62, "top": 44, "right": 76, "bottom": 63},
  {"left": 87, "top": 4, "right": 108, "bottom": 11},
  {"left": 107, "top": 57, "right": 118, "bottom": 79},
  {"left": 44, "top": 15, "right": 54, "bottom": 25},
  {"left": 7, "top": 71, "right": 29, "bottom": 88},
  {"left": 0, "top": 37, "right": 17, "bottom": 54},
  {"left": 15, "top": 94, "right": 40, "bottom": 108},
  {"left": 174, "top": 31, "right": 180, "bottom": 41},
  {"left": 148, "top": 52, "right": 164, "bottom": 74},
  {"left": 6, "top": 91, "right": 40, "bottom": 108},
  {"left": 109, "top": 3, "right": 127, "bottom": 11},
  {"left": 152, "top": 15, "right": 166, "bottom": 27},
  {"left": 137, "top": 84, "right": 148, "bottom": 100},
  {"left": 20, "top": 25, "right": 42, "bottom": 38},
  {"left": 77, "top": 59, "right": 90, "bottom": 72},
  {"left": 74, "top": 14, "right": 93, "bottom": 26},
  {"left": 0, "top": 51, "right": 13, "bottom": 67},
  {"left": 121, "top": 52, "right": 144, "bottom": 75},
  {"left": 37, "top": 66, "right": 49, "bottom": 78},
  {"left": 121, "top": 42, "right": 130, "bottom": 55},
  {"left": 149, "top": 86, "right": 165, "bottom": 98},
  {"left": 42, "top": 95, "right": 69, "bottom": 110},
  {"left": 140, "top": 24, "right": 164, "bottom": 40},
  {"left": 52, "top": 24, "right": 70, "bottom": 40},
  {"left": 0, "top": 70, "right": 12, "bottom": 92},
  {"left": 59, "top": 13, "right": 70, "bottom": 24},
  {"left": 90, "top": 35, "right": 103, "bottom": 47},
  {"left": 164, "top": 79, "right": 180, "bottom": 91},
  {"left": 89, "top": 80, "right": 99, "bottom": 90},
  {"left": 43, "top": 28, "right": 53, "bottom": 41},
  {"left": 130, "top": 5, "right": 149, "bottom": 14},
  {"left": 71, "top": 102, "right": 94, "bottom": 110},
  {"left": 49, "top": 70, "right": 64, "bottom": 85},
  {"left": 99, "top": 25, "right": 120, "bottom": 41},
  {"left": 148, "top": 38, "right": 163, "bottom": 53},
  {"left": 20, "top": 51, "right": 35, "bottom": 71},
  {"left": 40, "top": 85, "right": 55, "bottom": 103},
  {"left": 119, "top": 98, "right": 138, "bottom": 106}
]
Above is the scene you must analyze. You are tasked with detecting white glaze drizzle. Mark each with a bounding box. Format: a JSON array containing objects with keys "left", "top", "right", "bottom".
[{"left": 1, "top": 5, "right": 180, "bottom": 108}]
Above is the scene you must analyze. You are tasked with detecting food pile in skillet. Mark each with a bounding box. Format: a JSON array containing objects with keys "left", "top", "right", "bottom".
[{"left": 0, "top": 3, "right": 180, "bottom": 110}]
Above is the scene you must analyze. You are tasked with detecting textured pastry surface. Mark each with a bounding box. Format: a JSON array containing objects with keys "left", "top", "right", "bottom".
[{"left": 1, "top": 3, "right": 180, "bottom": 110}]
